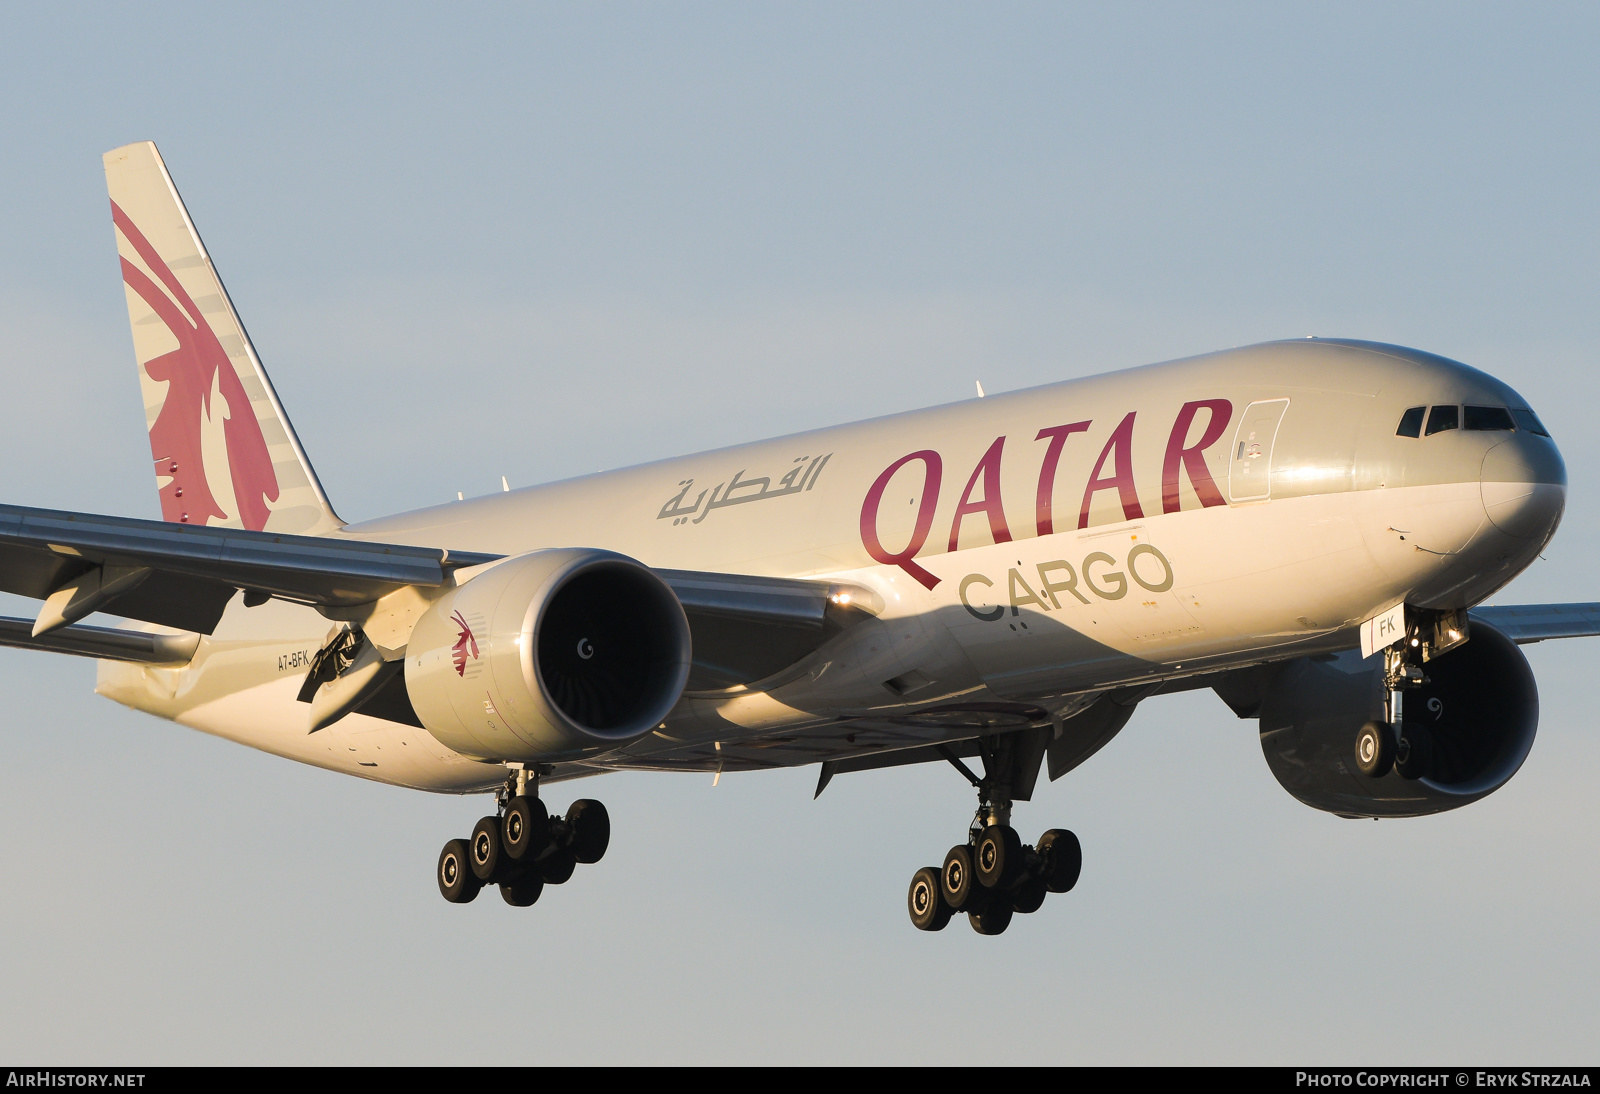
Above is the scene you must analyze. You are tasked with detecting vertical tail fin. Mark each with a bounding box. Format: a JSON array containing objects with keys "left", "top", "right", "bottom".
[{"left": 103, "top": 141, "right": 341, "bottom": 535}]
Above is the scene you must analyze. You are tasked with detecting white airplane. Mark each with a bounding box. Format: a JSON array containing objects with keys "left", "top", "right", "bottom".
[{"left": 4, "top": 142, "right": 1590, "bottom": 934}]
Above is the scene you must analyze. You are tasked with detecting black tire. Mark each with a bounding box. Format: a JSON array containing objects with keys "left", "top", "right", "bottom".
[
  {"left": 539, "top": 848, "right": 577, "bottom": 885},
  {"left": 969, "top": 900, "right": 1014, "bottom": 936},
  {"left": 566, "top": 799, "right": 611, "bottom": 864},
  {"left": 908, "top": 866, "right": 954, "bottom": 931},
  {"left": 1011, "top": 876, "right": 1048, "bottom": 914},
  {"left": 502, "top": 796, "right": 551, "bottom": 862},
  {"left": 1395, "top": 726, "right": 1434, "bottom": 781},
  {"left": 1037, "top": 829, "right": 1082, "bottom": 894},
  {"left": 941, "top": 845, "right": 979, "bottom": 911},
  {"left": 437, "top": 838, "right": 482, "bottom": 904},
  {"left": 1355, "top": 721, "right": 1395, "bottom": 778},
  {"left": 976, "top": 824, "right": 1023, "bottom": 889},
  {"left": 500, "top": 875, "right": 544, "bottom": 907},
  {"left": 469, "top": 816, "right": 505, "bottom": 882}
]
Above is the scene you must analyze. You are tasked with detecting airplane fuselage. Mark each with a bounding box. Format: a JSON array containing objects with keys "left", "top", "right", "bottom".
[{"left": 95, "top": 338, "right": 1566, "bottom": 792}]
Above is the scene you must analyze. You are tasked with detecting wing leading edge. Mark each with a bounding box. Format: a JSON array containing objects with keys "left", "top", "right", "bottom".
[{"left": 0, "top": 501, "right": 499, "bottom": 634}]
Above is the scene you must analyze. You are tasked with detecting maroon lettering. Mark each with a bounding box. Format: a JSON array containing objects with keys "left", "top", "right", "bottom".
[
  {"left": 947, "top": 436, "right": 1012, "bottom": 553},
  {"left": 1078, "top": 412, "right": 1144, "bottom": 529},
  {"left": 1161, "top": 399, "right": 1231, "bottom": 514},
  {"left": 1034, "top": 421, "right": 1091, "bottom": 537},
  {"left": 860, "top": 450, "right": 943, "bottom": 590}
]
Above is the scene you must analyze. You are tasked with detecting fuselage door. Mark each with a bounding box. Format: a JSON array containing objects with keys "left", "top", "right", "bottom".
[{"left": 1228, "top": 398, "right": 1290, "bottom": 503}]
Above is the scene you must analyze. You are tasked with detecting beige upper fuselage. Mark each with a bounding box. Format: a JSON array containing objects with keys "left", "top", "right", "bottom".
[{"left": 98, "top": 338, "right": 1566, "bottom": 791}]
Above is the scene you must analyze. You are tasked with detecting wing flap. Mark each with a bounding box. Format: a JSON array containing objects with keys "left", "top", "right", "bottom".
[{"left": 97, "top": 569, "right": 240, "bottom": 634}]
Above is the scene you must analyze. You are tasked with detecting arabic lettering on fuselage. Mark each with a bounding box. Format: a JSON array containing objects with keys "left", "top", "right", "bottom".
[{"left": 659, "top": 453, "right": 833, "bottom": 526}]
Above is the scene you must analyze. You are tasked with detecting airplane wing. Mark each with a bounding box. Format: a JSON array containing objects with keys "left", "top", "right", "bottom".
[
  {"left": 654, "top": 568, "right": 880, "bottom": 689},
  {"left": 0, "top": 501, "right": 500, "bottom": 634},
  {"left": 1469, "top": 603, "right": 1600, "bottom": 644},
  {"left": 0, "top": 501, "right": 872, "bottom": 687},
  {"left": 1, "top": 496, "right": 1589, "bottom": 686}
]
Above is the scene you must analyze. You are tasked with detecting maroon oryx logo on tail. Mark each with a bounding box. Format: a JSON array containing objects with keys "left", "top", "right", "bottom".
[
  {"left": 451, "top": 611, "right": 479, "bottom": 676},
  {"left": 113, "top": 200, "right": 280, "bottom": 530}
]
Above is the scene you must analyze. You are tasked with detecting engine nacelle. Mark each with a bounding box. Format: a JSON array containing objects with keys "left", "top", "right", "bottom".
[
  {"left": 1256, "top": 622, "right": 1538, "bottom": 818},
  {"left": 405, "top": 548, "right": 691, "bottom": 763}
]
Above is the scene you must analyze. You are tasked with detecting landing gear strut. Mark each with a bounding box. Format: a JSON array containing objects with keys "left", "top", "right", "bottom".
[
  {"left": 1355, "top": 609, "right": 1463, "bottom": 782},
  {"left": 906, "top": 735, "right": 1080, "bottom": 936},
  {"left": 436, "top": 765, "right": 611, "bottom": 906}
]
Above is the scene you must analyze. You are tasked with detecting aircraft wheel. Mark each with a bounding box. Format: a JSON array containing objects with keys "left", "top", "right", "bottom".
[
  {"left": 438, "top": 838, "right": 482, "bottom": 904},
  {"left": 502, "top": 795, "right": 550, "bottom": 862},
  {"left": 469, "top": 816, "right": 506, "bottom": 882},
  {"left": 941, "top": 845, "right": 979, "bottom": 910},
  {"left": 1355, "top": 721, "right": 1395, "bottom": 778},
  {"left": 1011, "top": 876, "right": 1048, "bottom": 914},
  {"left": 969, "top": 900, "right": 1014, "bottom": 936},
  {"left": 566, "top": 799, "right": 610, "bottom": 864},
  {"left": 908, "top": 866, "right": 954, "bottom": 931},
  {"left": 500, "top": 875, "right": 544, "bottom": 907},
  {"left": 1037, "top": 829, "right": 1082, "bottom": 893},
  {"left": 539, "top": 848, "right": 577, "bottom": 885},
  {"left": 1395, "top": 727, "right": 1434, "bottom": 781},
  {"left": 976, "top": 824, "right": 1023, "bottom": 889}
]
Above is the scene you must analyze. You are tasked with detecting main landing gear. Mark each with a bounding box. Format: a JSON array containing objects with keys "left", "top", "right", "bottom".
[
  {"left": 907, "top": 738, "right": 1081, "bottom": 936},
  {"left": 436, "top": 768, "right": 610, "bottom": 906}
]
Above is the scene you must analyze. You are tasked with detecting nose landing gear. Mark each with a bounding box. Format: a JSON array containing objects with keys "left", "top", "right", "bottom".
[
  {"left": 436, "top": 767, "right": 611, "bottom": 906},
  {"left": 1356, "top": 612, "right": 1460, "bottom": 782},
  {"left": 907, "top": 737, "right": 1081, "bottom": 936}
]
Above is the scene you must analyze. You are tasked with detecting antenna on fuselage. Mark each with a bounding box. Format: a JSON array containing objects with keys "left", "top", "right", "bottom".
[{"left": 975, "top": 381, "right": 986, "bottom": 398}]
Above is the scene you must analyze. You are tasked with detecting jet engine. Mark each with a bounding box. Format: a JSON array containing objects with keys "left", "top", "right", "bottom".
[
  {"left": 404, "top": 548, "right": 691, "bottom": 763},
  {"left": 1253, "top": 622, "right": 1537, "bottom": 818}
]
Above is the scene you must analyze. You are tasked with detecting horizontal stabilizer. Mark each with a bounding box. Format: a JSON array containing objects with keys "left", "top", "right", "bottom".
[{"left": 0, "top": 616, "right": 197, "bottom": 665}]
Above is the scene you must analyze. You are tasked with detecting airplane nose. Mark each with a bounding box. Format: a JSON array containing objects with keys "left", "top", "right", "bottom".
[{"left": 1481, "top": 436, "right": 1566, "bottom": 539}]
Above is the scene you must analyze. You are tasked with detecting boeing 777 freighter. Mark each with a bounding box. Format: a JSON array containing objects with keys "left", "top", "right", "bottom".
[{"left": 1, "top": 142, "right": 1590, "bottom": 934}]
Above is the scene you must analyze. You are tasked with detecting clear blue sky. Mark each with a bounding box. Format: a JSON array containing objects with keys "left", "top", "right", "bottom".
[{"left": 0, "top": 3, "right": 1595, "bottom": 1063}]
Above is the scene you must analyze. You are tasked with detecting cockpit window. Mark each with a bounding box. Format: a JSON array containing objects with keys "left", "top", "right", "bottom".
[
  {"left": 1395, "top": 406, "right": 1425, "bottom": 438},
  {"left": 1425, "top": 405, "right": 1459, "bottom": 435},
  {"left": 1512, "top": 408, "right": 1550, "bottom": 437},
  {"left": 1464, "top": 405, "right": 1516, "bottom": 431}
]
